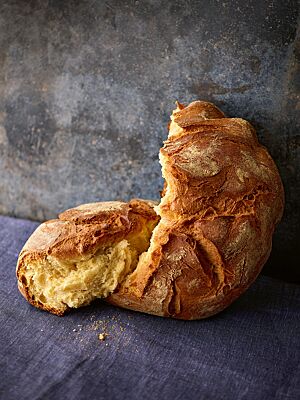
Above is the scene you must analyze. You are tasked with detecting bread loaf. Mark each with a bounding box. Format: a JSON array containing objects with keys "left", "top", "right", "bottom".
[{"left": 16, "top": 101, "right": 284, "bottom": 319}]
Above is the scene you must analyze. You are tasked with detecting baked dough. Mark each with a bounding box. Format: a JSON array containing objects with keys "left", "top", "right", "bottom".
[
  {"left": 16, "top": 200, "right": 159, "bottom": 315},
  {"left": 16, "top": 101, "right": 284, "bottom": 319}
]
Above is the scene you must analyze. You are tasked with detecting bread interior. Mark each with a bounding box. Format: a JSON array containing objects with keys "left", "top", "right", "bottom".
[{"left": 21, "top": 218, "right": 157, "bottom": 314}]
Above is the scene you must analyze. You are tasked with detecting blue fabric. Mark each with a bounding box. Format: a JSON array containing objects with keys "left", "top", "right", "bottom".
[{"left": 0, "top": 215, "right": 299, "bottom": 400}]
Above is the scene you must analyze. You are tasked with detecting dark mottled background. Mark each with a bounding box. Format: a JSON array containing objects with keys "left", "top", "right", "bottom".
[{"left": 0, "top": 0, "right": 299, "bottom": 282}]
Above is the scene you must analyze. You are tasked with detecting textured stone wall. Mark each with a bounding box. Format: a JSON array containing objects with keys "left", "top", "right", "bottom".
[{"left": 0, "top": 0, "right": 299, "bottom": 282}]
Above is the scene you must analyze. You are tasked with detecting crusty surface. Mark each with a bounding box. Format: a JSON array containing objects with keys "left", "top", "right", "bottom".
[
  {"left": 16, "top": 100, "right": 284, "bottom": 320},
  {"left": 107, "top": 101, "right": 284, "bottom": 319},
  {"left": 16, "top": 199, "right": 159, "bottom": 315}
]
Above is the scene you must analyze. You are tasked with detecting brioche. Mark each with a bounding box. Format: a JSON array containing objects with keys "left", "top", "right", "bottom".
[{"left": 17, "top": 101, "right": 284, "bottom": 319}]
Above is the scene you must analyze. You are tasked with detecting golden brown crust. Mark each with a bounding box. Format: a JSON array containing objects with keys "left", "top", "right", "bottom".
[
  {"left": 16, "top": 199, "right": 159, "bottom": 315},
  {"left": 172, "top": 100, "right": 226, "bottom": 127},
  {"left": 107, "top": 101, "right": 284, "bottom": 319},
  {"left": 16, "top": 100, "right": 284, "bottom": 320}
]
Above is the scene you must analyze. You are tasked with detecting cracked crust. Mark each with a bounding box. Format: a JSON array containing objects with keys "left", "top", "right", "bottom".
[
  {"left": 16, "top": 100, "right": 284, "bottom": 320},
  {"left": 107, "top": 101, "right": 284, "bottom": 319}
]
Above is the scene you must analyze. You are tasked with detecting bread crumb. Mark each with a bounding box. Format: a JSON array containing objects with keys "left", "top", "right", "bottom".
[{"left": 98, "top": 333, "right": 108, "bottom": 341}]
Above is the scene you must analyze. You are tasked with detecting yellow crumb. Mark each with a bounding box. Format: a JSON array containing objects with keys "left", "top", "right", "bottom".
[{"left": 98, "top": 333, "right": 108, "bottom": 341}]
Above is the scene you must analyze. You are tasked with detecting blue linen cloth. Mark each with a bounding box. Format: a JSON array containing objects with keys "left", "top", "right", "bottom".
[{"left": 0, "top": 215, "right": 299, "bottom": 400}]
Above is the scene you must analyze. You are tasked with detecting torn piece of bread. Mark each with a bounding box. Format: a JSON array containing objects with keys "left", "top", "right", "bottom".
[
  {"left": 16, "top": 101, "right": 284, "bottom": 319},
  {"left": 17, "top": 200, "right": 159, "bottom": 315}
]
